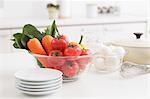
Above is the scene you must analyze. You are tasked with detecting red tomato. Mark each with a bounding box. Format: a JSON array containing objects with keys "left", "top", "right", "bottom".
[
  {"left": 61, "top": 60, "right": 79, "bottom": 77},
  {"left": 48, "top": 57, "right": 65, "bottom": 68},
  {"left": 49, "top": 50, "right": 63, "bottom": 56},
  {"left": 51, "top": 38, "right": 68, "bottom": 51},
  {"left": 48, "top": 50, "right": 65, "bottom": 69},
  {"left": 81, "top": 49, "right": 91, "bottom": 56},
  {"left": 59, "top": 35, "right": 68, "bottom": 41},
  {"left": 64, "top": 46, "right": 82, "bottom": 56},
  {"left": 78, "top": 49, "right": 92, "bottom": 69},
  {"left": 77, "top": 57, "right": 92, "bottom": 69}
]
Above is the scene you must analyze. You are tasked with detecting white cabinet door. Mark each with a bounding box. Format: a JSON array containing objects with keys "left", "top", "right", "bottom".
[
  {"left": 82, "top": 25, "right": 104, "bottom": 42},
  {"left": 0, "top": 30, "right": 12, "bottom": 53},
  {"left": 58, "top": 26, "right": 83, "bottom": 42},
  {"left": 103, "top": 23, "right": 146, "bottom": 41},
  {"left": 58, "top": 25, "right": 103, "bottom": 43}
]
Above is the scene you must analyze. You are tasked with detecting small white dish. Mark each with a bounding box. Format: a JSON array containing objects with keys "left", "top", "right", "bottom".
[
  {"left": 15, "top": 68, "right": 62, "bottom": 82},
  {"left": 17, "top": 87, "right": 61, "bottom": 95},
  {"left": 16, "top": 77, "right": 62, "bottom": 85},
  {"left": 16, "top": 81, "right": 62, "bottom": 89},
  {"left": 16, "top": 84, "right": 62, "bottom": 92}
]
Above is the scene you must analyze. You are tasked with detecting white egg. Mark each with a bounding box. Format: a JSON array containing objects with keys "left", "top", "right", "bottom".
[
  {"left": 104, "top": 56, "right": 120, "bottom": 67},
  {"left": 113, "top": 47, "right": 126, "bottom": 58},
  {"left": 98, "top": 45, "right": 113, "bottom": 56}
]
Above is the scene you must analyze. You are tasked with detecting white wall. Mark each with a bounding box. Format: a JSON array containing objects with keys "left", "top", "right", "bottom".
[
  {"left": 0, "top": 0, "right": 148, "bottom": 19},
  {"left": 0, "top": 0, "right": 4, "bottom": 17},
  {"left": 119, "top": 1, "right": 147, "bottom": 17},
  {"left": 72, "top": 0, "right": 147, "bottom": 18},
  {"left": 1, "top": 0, "right": 49, "bottom": 19},
  {"left": 0, "top": 0, "right": 4, "bottom": 8}
]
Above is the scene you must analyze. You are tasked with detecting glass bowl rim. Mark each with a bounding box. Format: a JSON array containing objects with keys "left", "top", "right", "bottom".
[{"left": 31, "top": 53, "right": 94, "bottom": 58}]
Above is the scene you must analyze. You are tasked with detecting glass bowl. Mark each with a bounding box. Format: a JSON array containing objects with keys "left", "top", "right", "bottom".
[
  {"left": 32, "top": 54, "right": 93, "bottom": 82},
  {"left": 93, "top": 53, "right": 124, "bottom": 73}
]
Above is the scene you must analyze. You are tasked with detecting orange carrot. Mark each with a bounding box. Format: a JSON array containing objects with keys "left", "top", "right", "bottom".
[
  {"left": 27, "top": 38, "right": 47, "bottom": 55},
  {"left": 27, "top": 38, "right": 49, "bottom": 67},
  {"left": 42, "top": 35, "right": 53, "bottom": 54}
]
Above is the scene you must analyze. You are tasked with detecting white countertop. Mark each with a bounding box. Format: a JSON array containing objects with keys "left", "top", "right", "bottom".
[
  {"left": 0, "top": 51, "right": 150, "bottom": 99},
  {"left": 0, "top": 16, "right": 147, "bottom": 30}
]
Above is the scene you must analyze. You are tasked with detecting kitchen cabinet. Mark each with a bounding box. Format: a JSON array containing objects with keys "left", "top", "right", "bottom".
[
  {"left": 58, "top": 26, "right": 83, "bottom": 42},
  {"left": 59, "top": 23, "right": 146, "bottom": 43},
  {"left": 0, "top": 30, "right": 12, "bottom": 53},
  {"left": 102, "top": 23, "right": 146, "bottom": 41},
  {"left": 80, "top": 25, "right": 104, "bottom": 42},
  {"left": 59, "top": 25, "right": 104, "bottom": 44}
]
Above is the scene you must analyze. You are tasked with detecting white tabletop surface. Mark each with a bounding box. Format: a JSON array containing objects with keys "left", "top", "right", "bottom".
[{"left": 0, "top": 51, "right": 150, "bottom": 99}]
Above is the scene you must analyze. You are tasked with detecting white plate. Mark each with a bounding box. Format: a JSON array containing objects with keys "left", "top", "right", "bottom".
[
  {"left": 16, "top": 81, "right": 62, "bottom": 89},
  {"left": 15, "top": 68, "right": 62, "bottom": 82},
  {"left": 16, "top": 77, "right": 62, "bottom": 85},
  {"left": 16, "top": 84, "right": 62, "bottom": 92},
  {"left": 17, "top": 87, "right": 61, "bottom": 96}
]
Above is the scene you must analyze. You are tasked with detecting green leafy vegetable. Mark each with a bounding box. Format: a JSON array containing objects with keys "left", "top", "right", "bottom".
[
  {"left": 12, "top": 33, "right": 24, "bottom": 49},
  {"left": 21, "top": 34, "right": 30, "bottom": 49},
  {"left": 13, "top": 43, "right": 19, "bottom": 48},
  {"left": 50, "top": 20, "right": 57, "bottom": 38},
  {"left": 49, "top": 20, "right": 60, "bottom": 38},
  {"left": 44, "top": 27, "right": 51, "bottom": 35},
  {"left": 23, "top": 24, "right": 44, "bottom": 41},
  {"left": 42, "top": 20, "right": 59, "bottom": 38},
  {"left": 36, "top": 59, "right": 45, "bottom": 68}
]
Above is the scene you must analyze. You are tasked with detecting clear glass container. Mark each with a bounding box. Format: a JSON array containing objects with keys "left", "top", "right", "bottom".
[
  {"left": 32, "top": 54, "right": 93, "bottom": 82},
  {"left": 93, "top": 53, "right": 124, "bottom": 73}
]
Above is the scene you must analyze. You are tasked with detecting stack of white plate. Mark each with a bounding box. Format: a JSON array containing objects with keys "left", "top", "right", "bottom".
[{"left": 15, "top": 68, "right": 62, "bottom": 96}]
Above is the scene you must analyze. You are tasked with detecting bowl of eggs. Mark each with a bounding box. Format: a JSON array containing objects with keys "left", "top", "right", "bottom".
[{"left": 93, "top": 44, "right": 126, "bottom": 73}]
